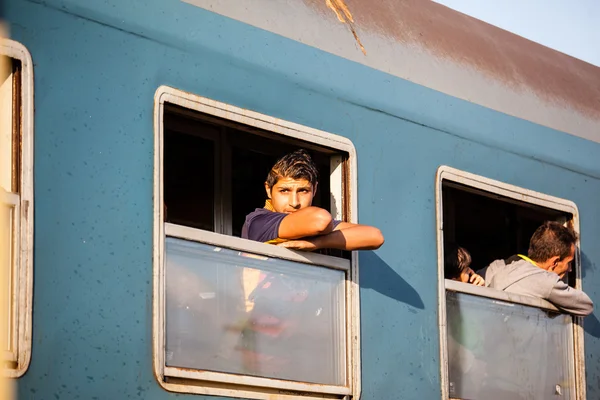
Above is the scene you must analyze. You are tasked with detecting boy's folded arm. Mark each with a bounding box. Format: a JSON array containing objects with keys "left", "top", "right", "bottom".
[
  {"left": 312, "top": 222, "right": 384, "bottom": 251},
  {"left": 277, "top": 206, "right": 334, "bottom": 239}
]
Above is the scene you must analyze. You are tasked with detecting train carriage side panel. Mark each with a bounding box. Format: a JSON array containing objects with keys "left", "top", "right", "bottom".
[{"left": 5, "top": 0, "right": 600, "bottom": 399}]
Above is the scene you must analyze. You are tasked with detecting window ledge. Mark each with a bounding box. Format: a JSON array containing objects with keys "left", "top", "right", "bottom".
[
  {"left": 444, "top": 279, "right": 559, "bottom": 312},
  {"left": 166, "top": 222, "right": 350, "bottom": 271}
]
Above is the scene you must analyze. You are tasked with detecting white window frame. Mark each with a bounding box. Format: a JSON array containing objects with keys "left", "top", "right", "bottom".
[
  {"left": 153, "top": 86, "right": 360, "bottom": 399},
  {"left": 0, "top": 39, "right": 34, "bottom": 378},
  {"left": 436, "top": 166, "right": 586, "bottom": 400}
]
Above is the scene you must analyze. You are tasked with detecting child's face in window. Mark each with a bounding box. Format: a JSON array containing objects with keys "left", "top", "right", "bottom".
[
  {"left": 457, "top": 267, "right": 476, "bottom": 284},
  {"left": 455, "top": 266, "right": 485, "bottom": 286},
  {"left": 266, "top": 177, "right": 316, "bottom": 214}
]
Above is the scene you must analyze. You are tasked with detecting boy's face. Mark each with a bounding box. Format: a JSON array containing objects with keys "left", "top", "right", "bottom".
[{"left": 265, "top": 177, "right": 317, "bottom": 214}]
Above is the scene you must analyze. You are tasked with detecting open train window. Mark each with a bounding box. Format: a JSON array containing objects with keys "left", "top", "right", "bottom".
[
  {"left": 163, "top": 104, "right": 344, "bottom": 237},
  {"left": 436, "top": 167, "right": 586, "bottom": 400},
  {"left": 442, "top": 180, "right": 574, "bottom": 282},
  {"left": 0, "top": 40, "right": 33, "bottom": 378},
  {"left": 153, "top": 86, "right": 360, "bottom": 399}
]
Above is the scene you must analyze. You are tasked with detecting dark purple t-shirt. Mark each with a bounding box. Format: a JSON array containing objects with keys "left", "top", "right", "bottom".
[{"left": 241, "top": 208, "right": 341, "bottom": 242}]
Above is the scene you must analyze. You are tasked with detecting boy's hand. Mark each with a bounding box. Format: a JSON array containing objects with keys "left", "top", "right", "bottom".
[
  {"left": 469, "top": 272, "right": 485, "bottom": 286},
  {"left": 276, "top": 239, "right": 319, "bottom": 251}
]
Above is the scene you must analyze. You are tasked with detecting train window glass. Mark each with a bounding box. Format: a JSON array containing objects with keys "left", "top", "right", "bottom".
[
  {"left": 436, "top": 166, "right": 585, "bottom": 400},
  {"left": 445, "top": 290, "right": 575, "bottom": 400},
  {"left": 0, "top": 41, "right": 34, "bottom": 378},
  {"left": 154, "top": 86, "right": 360, "bottom": 399},
  {"left": 164, "top": 234, "right": 346, "bottom": 386}
]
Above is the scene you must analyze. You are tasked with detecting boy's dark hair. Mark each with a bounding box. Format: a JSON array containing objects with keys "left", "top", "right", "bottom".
[
  {"left": 444, "top": 244, "right": 472, "bottom": 280},
  {"left": 265, "top": 149, "right": 319, "bottom": 190},
  {"left": 528, "top": 221, "right": 578, "bottom": 262}
]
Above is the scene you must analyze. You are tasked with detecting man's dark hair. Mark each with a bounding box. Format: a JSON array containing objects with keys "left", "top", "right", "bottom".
[
  {"left": 265, "top": 149, "right": 319, "bottom": 189},
  {"left": 444, "top": 244, "right": 472, "bottom": 280},
  {"left": 528, "top": 221, "right": 578, "bottom": 262}
]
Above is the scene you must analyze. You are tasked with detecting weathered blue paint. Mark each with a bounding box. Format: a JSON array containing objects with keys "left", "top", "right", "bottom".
[{"left": 5, "top": 0, "right": 600, "bottom": 399}]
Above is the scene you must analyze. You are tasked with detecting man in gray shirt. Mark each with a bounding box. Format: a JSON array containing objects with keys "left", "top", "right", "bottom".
[{"left": 478, "top": 221, "right": 593, "bottom": 316}]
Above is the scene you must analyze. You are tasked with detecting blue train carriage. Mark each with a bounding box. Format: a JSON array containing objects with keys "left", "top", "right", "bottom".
[{"left": 2, "top": 0, "right": 600, "bottom": 399}]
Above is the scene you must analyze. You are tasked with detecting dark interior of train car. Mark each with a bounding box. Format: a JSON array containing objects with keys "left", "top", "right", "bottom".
[{"left": 442, "top": 181, "right": 576, "bottom": 285}]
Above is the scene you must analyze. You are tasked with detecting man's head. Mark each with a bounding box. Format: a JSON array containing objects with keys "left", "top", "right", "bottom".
[
  {"left": 444, "top": 244, "right": 474, "bottom": 283},
  {"left": 264, "top": 149, "right": 319, "bottom": 214},
  {"left": 528, "top": 221, "right": 578, "bottom": 279}
]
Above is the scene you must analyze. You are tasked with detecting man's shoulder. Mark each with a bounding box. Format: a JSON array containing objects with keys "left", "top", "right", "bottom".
[
  {"left": 518, "top": 268, "right": 559, "bottom": 284},
  {"left": 511, "top": 260, "right": 557, "bottom": 279},
  {"left": 512, "top": 267, "right": 560, "bottom": 299},
  {"left": 484, "top": 258, "right": 547, "bottom": 292}
]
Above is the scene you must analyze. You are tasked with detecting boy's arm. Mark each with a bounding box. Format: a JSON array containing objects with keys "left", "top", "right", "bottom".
[
  {"left": 276, "top": 206, "right": 335, "bottom": 239},
  {"left": 277, "top": 221, "right": 384, "bottom": 251}
]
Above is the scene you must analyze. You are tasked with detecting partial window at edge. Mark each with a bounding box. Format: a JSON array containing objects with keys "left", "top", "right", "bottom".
[{"left": 0, "top": 40, "right": 34, "bottom": 378}]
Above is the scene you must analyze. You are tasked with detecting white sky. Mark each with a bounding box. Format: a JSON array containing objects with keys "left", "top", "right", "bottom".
[{"left": 433, "top": 0, "right": 600, "bottom": 67}]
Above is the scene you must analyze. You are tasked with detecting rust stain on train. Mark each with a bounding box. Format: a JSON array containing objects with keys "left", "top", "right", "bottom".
[
  {"left": 325, "top": 0, "right": 366, "bottom": 55},
  {"left": 304, "top": 0, "right": 600, "bottom": 119}
]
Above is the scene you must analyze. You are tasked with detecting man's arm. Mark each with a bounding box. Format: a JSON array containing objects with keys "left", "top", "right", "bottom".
[
  {"left": 547, "top": 278, "right": 594, "bottom": 316},
  {"left": 277, "top": 221, "right": 384, "bottom": 251}
]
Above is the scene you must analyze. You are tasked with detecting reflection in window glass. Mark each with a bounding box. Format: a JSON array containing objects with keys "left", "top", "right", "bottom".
[
  {"left": 165, "top": 237, "right": 346, "bottom": 385},
  {"left": 446, "top": 291, "right": 574, "bottom": 400},
  {"left": 1, "top": 201, "right": 14, "bottom": 352}
]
